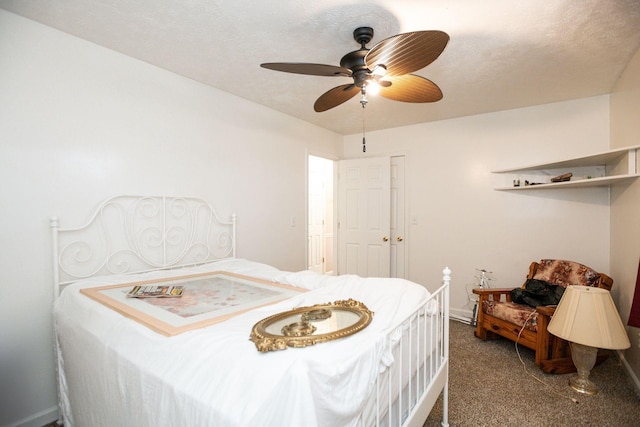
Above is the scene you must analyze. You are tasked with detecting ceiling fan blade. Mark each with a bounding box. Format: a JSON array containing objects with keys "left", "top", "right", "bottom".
[
  {"left": 378, "top": 75, "right": 443, "bottom": 103},
  {"left": 261, "top": 62, "right": 352, "bottom": 77},
  {"left": 314, "top": 84, "right": 360, "bottom": 112},
  {"left": 365, "top": 30, "right": 449, "bottom": 76}
]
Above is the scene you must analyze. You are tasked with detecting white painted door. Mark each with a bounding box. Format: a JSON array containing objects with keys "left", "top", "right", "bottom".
[
  {"left": 338, "top": 157, "right": 391, "bottom": 277},
  {"left": 390, "top": 156, "right": 406, "bottom": 278}
]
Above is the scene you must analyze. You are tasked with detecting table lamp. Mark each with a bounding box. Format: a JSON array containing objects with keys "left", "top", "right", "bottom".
[{"left": 547, "top": 285, "right": 630, "bottom": 395}]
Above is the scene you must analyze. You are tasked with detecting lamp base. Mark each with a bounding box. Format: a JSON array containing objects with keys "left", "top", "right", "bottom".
[
  {"left": 569, "top": 375, "right": 598, "bottom": 395},
  {"left": 569, "top": 342, "right": 599, "bottom": 395}
]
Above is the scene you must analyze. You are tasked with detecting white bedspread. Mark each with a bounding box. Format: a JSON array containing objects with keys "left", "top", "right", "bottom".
[{"left": 54, "top": 259, "right": 430, "bottom": 427}]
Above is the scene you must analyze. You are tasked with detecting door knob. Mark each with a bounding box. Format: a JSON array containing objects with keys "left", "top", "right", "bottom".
[
  {"left": 397, "top": 236, "right": 403, "bottom": 242},
  {"left": 383, "top": 236, "right": 389, "bottom": 242}
]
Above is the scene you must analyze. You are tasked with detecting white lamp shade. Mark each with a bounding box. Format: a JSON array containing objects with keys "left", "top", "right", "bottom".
[{"left": 548, "top": 286, "right": 631, "bottom": 350}]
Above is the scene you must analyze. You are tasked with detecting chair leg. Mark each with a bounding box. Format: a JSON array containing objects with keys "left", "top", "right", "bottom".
[
  {"left": 535, "top": 313, "right": 551, "bottom": 366},
  {"left": 474, "top": 325, "right": 487, "bottom": 340},
  {"left": 550, "top": 335, "right": 571, "bottom": 360},
  {"left": 474, "top": 299, "right": 488, "bottom": 339}
]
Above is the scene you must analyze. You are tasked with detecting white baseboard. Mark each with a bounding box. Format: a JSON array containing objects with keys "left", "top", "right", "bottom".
[
  {"left": 450, "top": 307, "right": 473, "bottom": 324},
  {"left": 617, "top": 350, "right": 640, "bottom": 397},
  {"left": 8, "top": 405, "right": 58, "bottom": 427}
]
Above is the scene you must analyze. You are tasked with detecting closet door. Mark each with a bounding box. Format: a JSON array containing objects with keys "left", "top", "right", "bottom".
[
  {"left": 337, "top": 157, "right": 391, "bottom": 277},
  {"left": 390, "top": 156, "right": 406, "bottom": 278}
]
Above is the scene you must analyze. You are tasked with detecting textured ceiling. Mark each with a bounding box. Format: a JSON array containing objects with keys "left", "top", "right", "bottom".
[{"left": 2, "top": 0, "right": 640, "bottom": 135}]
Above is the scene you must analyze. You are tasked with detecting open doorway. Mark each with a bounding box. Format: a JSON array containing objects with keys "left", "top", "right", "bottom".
[{"left": 308, "top": 155, "right": 334, "bottom": 275}]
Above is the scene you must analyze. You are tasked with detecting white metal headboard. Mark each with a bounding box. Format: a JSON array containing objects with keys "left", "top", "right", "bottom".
[{"left": 51, "top": 195, "right": 236, "bottom": 296}]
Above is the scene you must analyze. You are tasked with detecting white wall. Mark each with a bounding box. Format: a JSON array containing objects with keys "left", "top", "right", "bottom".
[
  {"left": 1, "top": 8, "right": 632, "bottom": 425},
  {"left": 343, "top": 96, "right": 611, "bottom": 318},
  {"left": 0, "top": 10, "right": 342, "bottom": 426},
  {"left": 610, "top": 45, "right": 640, "bottom": 391}
]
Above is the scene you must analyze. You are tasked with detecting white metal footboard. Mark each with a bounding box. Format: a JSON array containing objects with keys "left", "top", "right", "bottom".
[{"left": 364, "top": 268, "right": 450, "bottom": 427}]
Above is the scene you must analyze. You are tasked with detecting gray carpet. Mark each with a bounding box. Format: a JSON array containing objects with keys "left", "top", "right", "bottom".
[{"left": 423, "top": 320, "right": 640, "bottom": 427}]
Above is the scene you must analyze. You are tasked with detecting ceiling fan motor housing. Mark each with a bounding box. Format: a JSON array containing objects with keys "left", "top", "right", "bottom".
[
  {"left": 339, "top": 27, "right": 375, "bottom": 88},
  {"left": 340, "top": 50, "right": 369, "bottom": 87},
  {"left": 353, "top": 27, "right": 374, "bottom": 46}
]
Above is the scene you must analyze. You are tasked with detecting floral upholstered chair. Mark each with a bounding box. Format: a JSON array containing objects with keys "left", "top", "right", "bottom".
[{"left": 473, "top": 259, "right": 613, "bottom": 374}]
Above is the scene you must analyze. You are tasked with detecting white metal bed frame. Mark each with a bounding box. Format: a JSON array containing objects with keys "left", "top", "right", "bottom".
[
  {"left": 51, "top": 195, "right": 449, "bottom": 427},
  {"left": 51, "top": 195, "right": 236, "bottom": 297},
  {"left": 369, "top": 275, "right": 450, "bottom": 427}
]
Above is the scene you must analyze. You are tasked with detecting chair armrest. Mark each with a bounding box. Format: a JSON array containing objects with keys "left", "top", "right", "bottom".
[
  {"left": 598, "top": 273, "right": 613, "bottom": 291},
  {"left": 472, "top": 287, "right": 515, "bottom": 295},
  {"left": 535, "top": 305, "right": 556, "bottom": 317}
]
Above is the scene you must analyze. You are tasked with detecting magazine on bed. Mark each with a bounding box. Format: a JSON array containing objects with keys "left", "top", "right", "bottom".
[{"left": 127, "top": 285, "right": 184, "bottom": 298}]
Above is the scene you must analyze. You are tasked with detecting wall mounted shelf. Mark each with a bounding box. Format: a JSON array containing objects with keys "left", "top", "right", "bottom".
[{"left": 493, "top": 145, "right": 640, "bottom": 191}]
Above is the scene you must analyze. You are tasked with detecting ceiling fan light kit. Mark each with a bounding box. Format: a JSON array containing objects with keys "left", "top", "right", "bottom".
[{"left": 261, "top": 26, "right": 449, "bottom": 112}]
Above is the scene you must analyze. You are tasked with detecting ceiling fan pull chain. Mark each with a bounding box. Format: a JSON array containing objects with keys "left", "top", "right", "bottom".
[{"left": 362, "top": 102, "right": 366, "bottom": 153}]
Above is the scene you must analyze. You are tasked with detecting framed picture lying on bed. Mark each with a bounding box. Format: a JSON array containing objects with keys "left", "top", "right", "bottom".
[
  {"left": 51, "top": 195, "right": 450, "bottom": 427},
  {"left": 80, "top": 271, "right": 307, "bottom": 336}
]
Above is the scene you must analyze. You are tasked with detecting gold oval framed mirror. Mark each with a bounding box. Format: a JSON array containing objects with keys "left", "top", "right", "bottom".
[{"left": 249, "top": 299, "right": 373, "bottom": 352}]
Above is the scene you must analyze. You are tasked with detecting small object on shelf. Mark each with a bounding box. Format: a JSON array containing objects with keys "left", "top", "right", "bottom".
[
  {"left": 513, "top": 179, "right": 520, "bottom": 187},
  {"left": 550, "top": 172, "right": 573, "bottom": 183}
]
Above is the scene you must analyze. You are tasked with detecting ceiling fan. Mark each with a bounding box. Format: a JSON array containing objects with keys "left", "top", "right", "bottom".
[{"left": 260, "top": 27, "right": 449, "bottom": 112}]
